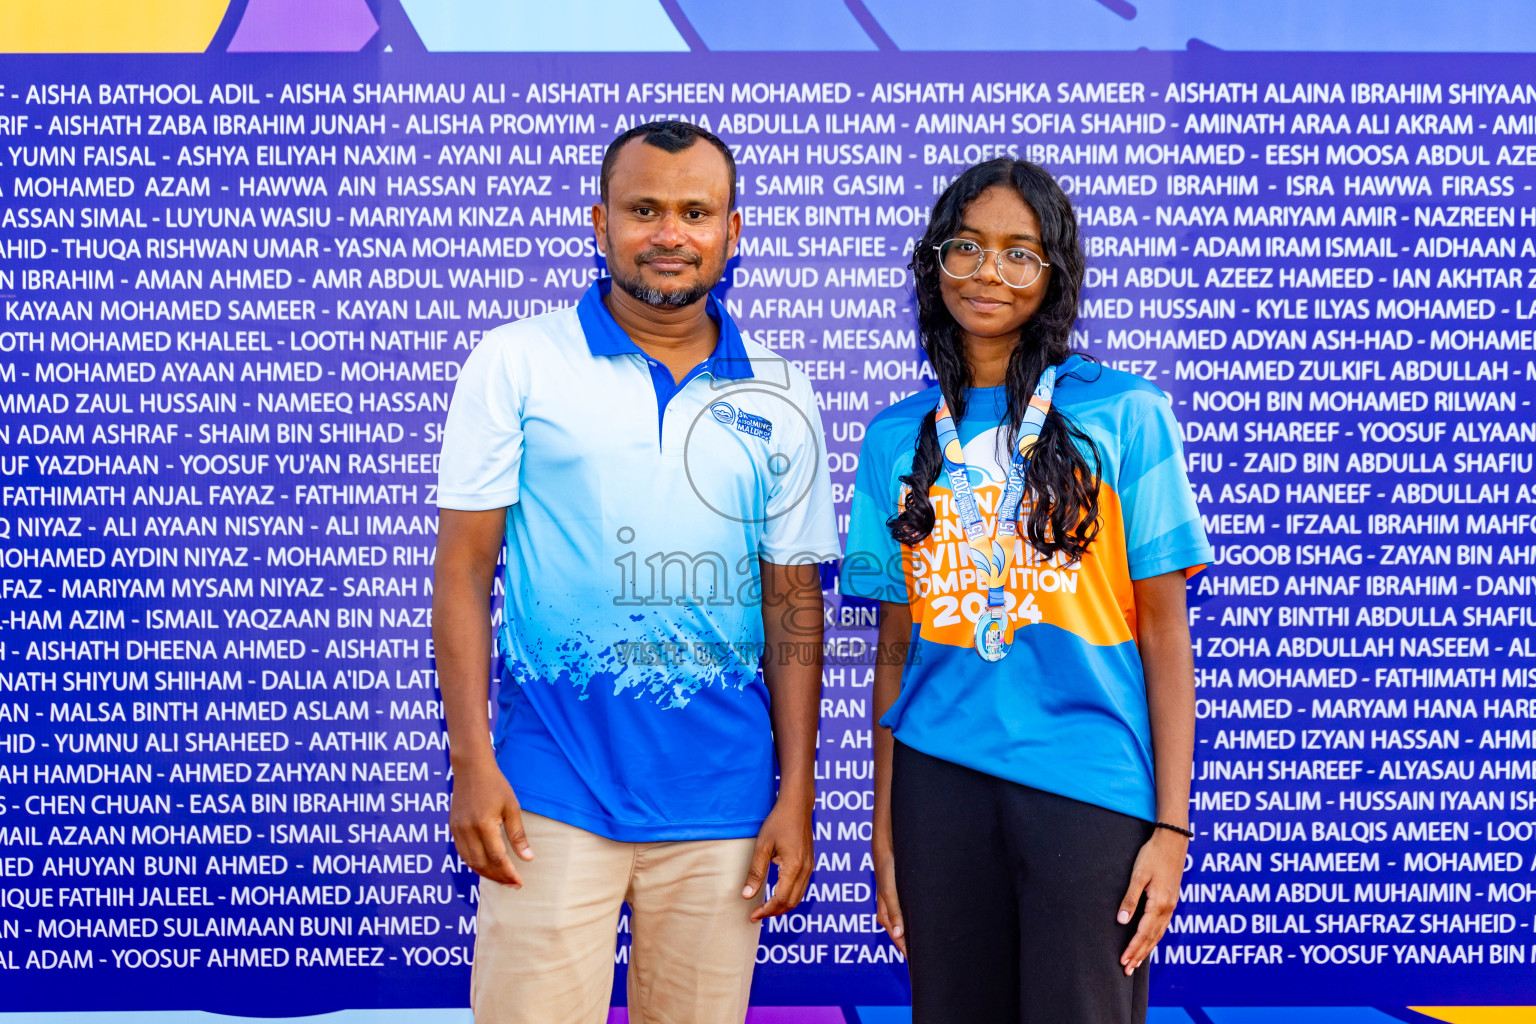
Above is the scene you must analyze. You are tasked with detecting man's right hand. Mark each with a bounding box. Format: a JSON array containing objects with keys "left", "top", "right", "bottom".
[{"left": 450, "top": 760, "right": 534, "bottom": 887}]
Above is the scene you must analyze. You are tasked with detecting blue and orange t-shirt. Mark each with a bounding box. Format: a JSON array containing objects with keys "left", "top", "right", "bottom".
[{"left": 839, "top": 355, "right": 1212, "bottom": 821}]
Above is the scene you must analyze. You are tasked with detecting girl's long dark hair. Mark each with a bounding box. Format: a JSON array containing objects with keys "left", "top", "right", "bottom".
[{"left": 888, "top": 159, "right": 1102, "bottom": 564}]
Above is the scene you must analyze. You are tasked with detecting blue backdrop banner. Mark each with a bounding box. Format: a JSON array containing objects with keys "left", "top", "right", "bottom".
[{"left": 1, "top": 7, "right": 1535, "bottom": 1022}]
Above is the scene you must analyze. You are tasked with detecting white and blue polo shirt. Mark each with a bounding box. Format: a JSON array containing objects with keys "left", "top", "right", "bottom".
[{"left": 438, "top": 279, "right": 840, "bottom": 841}]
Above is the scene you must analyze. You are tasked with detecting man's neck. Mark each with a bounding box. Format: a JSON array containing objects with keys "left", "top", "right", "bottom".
[{"left": 604, "top": 283, "right": 719, "bottom": 382}]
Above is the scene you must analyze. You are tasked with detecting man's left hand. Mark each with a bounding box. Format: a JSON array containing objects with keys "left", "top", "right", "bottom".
[{"left": 743, "top": 798, "right": 813, "bottom": 921}]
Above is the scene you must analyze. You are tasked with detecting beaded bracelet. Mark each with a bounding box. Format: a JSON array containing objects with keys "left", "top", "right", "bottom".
[{"left": 1154, "top": 821, "right": 1194, "bottom": 839}]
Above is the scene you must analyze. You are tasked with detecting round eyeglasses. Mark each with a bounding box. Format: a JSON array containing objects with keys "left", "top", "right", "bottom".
[{"left": 933, "top": 238, "right": 1050, "bottom": 290}]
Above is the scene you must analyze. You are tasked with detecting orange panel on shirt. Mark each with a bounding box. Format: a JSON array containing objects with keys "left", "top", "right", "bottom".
[{"left": 904, "top": 477, "right": 1137, "bottom": 651}]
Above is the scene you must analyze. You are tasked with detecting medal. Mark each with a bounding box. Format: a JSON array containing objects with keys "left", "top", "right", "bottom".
[
  {"left": 974, "top": 609, "right": 1008, "bottom": 662},
  {"left": 933, "top": 366, "right": 1057, "bottom": 662}
]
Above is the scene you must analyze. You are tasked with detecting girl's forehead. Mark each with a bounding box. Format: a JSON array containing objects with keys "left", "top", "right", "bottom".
[{"left": 960, "top": 188, "right": 1041, "bottom": 238}]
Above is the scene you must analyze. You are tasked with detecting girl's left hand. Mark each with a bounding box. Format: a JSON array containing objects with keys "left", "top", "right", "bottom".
[{"left": 1116, "top": 827, "right": 1189, "bottom": 975}]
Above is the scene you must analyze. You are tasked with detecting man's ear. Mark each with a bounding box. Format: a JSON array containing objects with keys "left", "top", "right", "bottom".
[
  {"left": 725, "top": 206, "right": 743, "bottom": 261},
  {"left": 591, "top": 202, "right": 607, "bottom": 256}
]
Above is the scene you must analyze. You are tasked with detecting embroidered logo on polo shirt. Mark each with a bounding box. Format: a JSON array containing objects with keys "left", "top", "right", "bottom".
[
  {"left": 709, "top": 401, "right": 773, "bottom": 442},
  {"left": 734, "top": 410, "right": 773, "bottom": 442}
]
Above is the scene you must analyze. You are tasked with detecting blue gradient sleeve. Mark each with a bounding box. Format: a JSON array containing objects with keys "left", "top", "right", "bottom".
[
  {"left": 761, "top": 373, "right": 842, "bottom": 564},
  {"left": 1119, "top": 396, "right": 1212, "bottom": 579},
  {"left": 438, "top": 326, "right": 525, "bottom": 511},
  {"left": 840, "top": 420, "right": 907, "bottom": 603}
]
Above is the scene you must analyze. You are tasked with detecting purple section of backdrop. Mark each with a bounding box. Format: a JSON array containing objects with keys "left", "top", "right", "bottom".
[{"left": 0, "top": 49, "right": 1532, "bottom": 1016}]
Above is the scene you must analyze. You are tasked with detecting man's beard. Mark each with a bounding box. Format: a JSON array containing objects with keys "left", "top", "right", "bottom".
[{"left": 610, "top": 245, "right": 722, "bottom": 309}]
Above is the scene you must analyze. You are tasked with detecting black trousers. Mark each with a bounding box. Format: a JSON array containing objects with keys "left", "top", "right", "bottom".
[{"left": 892, "top": 741, "right": 1154, "bottom": 1024}]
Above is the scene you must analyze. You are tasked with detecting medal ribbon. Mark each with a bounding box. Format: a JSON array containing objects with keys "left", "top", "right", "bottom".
[{"left": 933, "top": 366, "right": 1057, "bottom": 628}]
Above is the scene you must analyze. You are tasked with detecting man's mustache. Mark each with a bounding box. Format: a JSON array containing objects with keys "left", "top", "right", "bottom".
[{"left": 636, "top": 248, "right": 701, "bottom": 266}]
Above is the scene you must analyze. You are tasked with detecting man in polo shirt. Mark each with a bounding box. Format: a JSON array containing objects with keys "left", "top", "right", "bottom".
[{"left": 433, "top": 120, "right": 840, "bottom": 1024}]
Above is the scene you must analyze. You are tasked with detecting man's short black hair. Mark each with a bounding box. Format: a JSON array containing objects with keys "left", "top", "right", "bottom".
[{"left": 599, "top": 119, "right": 737, "bottom": 210}]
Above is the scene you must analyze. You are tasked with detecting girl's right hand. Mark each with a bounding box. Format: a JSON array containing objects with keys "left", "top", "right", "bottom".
[{"left": 872, "top": 842, "right": 906, "bottom": 954}]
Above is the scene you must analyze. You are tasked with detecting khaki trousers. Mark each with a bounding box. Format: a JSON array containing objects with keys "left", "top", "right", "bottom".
[{"left": 471, "top": 811, "right": 762, "bottom": 1024}]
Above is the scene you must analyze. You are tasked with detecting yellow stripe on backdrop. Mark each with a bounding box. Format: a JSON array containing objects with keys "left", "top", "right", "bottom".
[
  {"left": 1411, "top": 1010, "right": 1536, "bottom": 1023},
  {"left": 0, "top": 0, "right": 228, "bottom": 52}
]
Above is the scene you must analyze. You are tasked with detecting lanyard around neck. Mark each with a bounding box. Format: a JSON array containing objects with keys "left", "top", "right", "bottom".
[{"left": 932, "top": 366, "right": 1056, "bottom": 659}]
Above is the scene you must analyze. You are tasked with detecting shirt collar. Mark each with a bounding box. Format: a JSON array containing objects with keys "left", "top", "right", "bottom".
[{"left": 576, "top": 278, "right": 755, "bottom": 380}]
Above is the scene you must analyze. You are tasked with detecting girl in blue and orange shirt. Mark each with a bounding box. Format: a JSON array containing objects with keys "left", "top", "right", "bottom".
[{"left": 841, "top": 159, "right": 1211, "bottom": 1024}]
